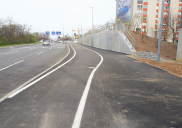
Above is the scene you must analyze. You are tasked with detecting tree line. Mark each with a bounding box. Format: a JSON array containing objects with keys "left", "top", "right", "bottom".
[{"left": 0, "top": 17, "right": 41, "bottom": 45}]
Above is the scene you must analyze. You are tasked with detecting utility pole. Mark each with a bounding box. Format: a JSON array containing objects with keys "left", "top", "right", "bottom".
[
  {"left": 91, "top": 7, "right": 93, "bottom": 47},
  {"left": 157, "top": 0, "right": 165, "bottom": 62}
]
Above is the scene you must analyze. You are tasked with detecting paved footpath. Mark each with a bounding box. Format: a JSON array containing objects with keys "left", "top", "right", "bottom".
[{"left": 0, "top": 43, "right": 182, "bottom": 128}]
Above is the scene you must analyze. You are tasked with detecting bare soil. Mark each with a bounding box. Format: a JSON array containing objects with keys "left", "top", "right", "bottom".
[
  {"left": 129, "top": 31, "right": 182, "bottom": 78},
  {"left": 130, "top": 31, "right": 177, "bottom": 60}
]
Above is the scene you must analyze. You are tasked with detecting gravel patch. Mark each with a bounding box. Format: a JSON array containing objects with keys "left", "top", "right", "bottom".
[{"left": 137, "top": 51, "right": 166, "bottom": 60}]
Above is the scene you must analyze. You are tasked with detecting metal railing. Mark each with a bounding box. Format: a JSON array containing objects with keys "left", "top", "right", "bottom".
[{"left": 83, "top": 22, "right": 135, "bottom": 49}]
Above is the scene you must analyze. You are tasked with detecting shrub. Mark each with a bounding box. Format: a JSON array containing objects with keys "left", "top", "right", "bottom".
[{"left": 0, "top": 37, "right": 9, "bottom": 45}]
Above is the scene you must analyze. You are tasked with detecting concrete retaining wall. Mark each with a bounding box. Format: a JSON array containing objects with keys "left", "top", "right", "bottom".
[
  {"left": 177, "top": 29, "right": 182, "bottom": 62},
  {"left": 78, "top": 31, "right": 136, "bottom": 56}
]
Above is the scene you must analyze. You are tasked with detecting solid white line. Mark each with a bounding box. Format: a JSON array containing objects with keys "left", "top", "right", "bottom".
[
  {"left": 0, "top": 45, "right": 70, "bottom": 103},
  {"left": 0, "top": 51, "right": 18, "bottom": 56},
  {"left": 0, "top": 60, "right": 24, "bottom": 72},
  {"left": 37, "top": 51, "right": 44, "bottom": 55},
  {"left": 72, "top": 45, "right": 103, "bottom": 128},
  {"left": 8, "top": 44, "right": 76, "bottom": 98}
]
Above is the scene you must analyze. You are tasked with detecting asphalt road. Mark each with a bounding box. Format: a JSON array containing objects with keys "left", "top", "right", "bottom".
[
  {"left": 0, "top": 43, "right": 69, "bottom": 100},
  {"left": 0, "top": 42, "right": 182, "bottom": 128}
]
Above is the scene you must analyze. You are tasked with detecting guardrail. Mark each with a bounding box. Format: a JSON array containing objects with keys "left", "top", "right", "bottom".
[{"left": 83, "top": 22, "right": 135, "bottom": 49}]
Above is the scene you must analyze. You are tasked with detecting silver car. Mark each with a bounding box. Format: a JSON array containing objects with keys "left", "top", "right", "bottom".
[{"left": 42, "top": 41, "right": 50, "bottom": 46}]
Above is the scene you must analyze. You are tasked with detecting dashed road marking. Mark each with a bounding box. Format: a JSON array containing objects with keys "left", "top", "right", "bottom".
[{"left": 0, "top": 60, "right": 24, "bottom": 72}]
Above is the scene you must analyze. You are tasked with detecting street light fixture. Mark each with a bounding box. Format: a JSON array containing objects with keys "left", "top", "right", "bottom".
[{"left": 90, "top": 7, "right": 93, "bottom": 46}]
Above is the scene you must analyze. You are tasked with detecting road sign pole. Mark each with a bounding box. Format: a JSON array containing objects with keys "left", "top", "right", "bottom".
[{"left": 157, "top": 0, "right": 165, "bottom": 62}]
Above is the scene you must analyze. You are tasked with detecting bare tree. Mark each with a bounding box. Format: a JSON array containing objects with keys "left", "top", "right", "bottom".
[{"left": 167, "top": 12, "right": 178, "bottom": 43}]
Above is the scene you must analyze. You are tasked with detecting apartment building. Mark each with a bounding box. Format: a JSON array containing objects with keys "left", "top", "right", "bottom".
[{"left": 131, "top": 0, "right": 182, "bottom": 42}]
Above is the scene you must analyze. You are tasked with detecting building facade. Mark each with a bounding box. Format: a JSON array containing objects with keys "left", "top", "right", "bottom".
[{"left": 131, "top": 0, "right": 182, "bottom": 42}]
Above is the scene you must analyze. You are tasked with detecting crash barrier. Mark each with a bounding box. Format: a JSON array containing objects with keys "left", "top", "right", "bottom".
[{"left": 78, "top": 22, "right": 136, "bottom": 55}]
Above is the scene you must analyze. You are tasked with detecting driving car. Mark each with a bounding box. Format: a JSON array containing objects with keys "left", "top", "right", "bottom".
[
  {"left": 42, "top": 41, "right": 50, "bottom": 46},
  {"left": 119, "top": 6, "right": 129, "bottom": 15},
  {"left": 63, "top": 40, "right": 67, "bottom": 44}
]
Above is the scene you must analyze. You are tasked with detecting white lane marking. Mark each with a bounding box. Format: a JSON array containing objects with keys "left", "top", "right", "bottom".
[
  {"left": 0, "top": 45, "right": 70, "bottom": 103},
  {"left": 58, "top": 47, "right": 63, "bottom": 49},
  {"left": 8, "top": 44, "right": 76, "bottom": 98},
  {"left": 0, "top": 60, "right": 24, "bottom": 72},
  {"left": 72, "top": 45, "right": 103, "bottom": 128},
  {"left": 0, "top": 51, "right": 18, "bottom": 56},
  {"left": 37, "top": 51, "right": 44, "bottom": 55}
]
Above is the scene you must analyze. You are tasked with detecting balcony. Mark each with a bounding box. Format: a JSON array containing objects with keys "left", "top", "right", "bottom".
[
  {"left": 177, "top": 26, "right": 180, "bottom": 29},
  {"left": 179, "top": 3, "right": 182, "bottom": 6},
  {"left": 176, "top": 32, "right": 179, "bottom": 34},
  {"left": 143, "top": 20, "right": 147, "bottom": 23},
  {"left": 156, "top": 15, "right": 158, "bottom": 18},
  {"left": 157, "top": 3, "right": 159, "bottom": 6},
  {"left": 176, "top": 37, "right": 178, "bottom": 40},
  {"left": 155, "top": 21, "right": 158, "bottom": 23},
  {"left": 155, "top": 26, "right": 157, "bottom": 29},
  {"left": 162, "top": 32, "right": 166, "bottom": 35},
  {"left": 164, "top": 9, "right": 168, "bottom": 12},
  {"left": 156, "top": 9, "right": 159, "bottom": 12},
  {"left": 143, "top": 2, "right": 148, "bottom": 5},
  {"left": 143, "top": 14, "right": 147, "bottom": 17},
  {"left": 142, "top": 32, "right": 146, "bottom": 34},
  {"left": 163, "top": 26, "right": 167, "bottom": 29},
  {"left": 164, "top": 15, "right": 168, "bottom": 18},
  {"left": 163, "top": 21, "right": 167, "bottom": 24},
  {"left": 143, "top": 8, "right": 148, "bottom": 11},
  {"left": 142, "top": 26, "right": 146, "bottom": 29},
  {"left": 178, "top": 15, "right": 181, "bottom": 18},
  {"left": 164, "top": 4, "right": 169, "bottom": 6},
  {"left": 177, "top": 21, "right": 181, "bottom": 24},
  {"left": 179, "top": 9, "right": 182, "bottom": 12}
]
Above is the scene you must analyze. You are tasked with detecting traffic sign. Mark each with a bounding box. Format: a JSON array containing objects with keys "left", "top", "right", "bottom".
[
  {"left": 56, "top": 32, "right": 61, "bottom": 35},
  {"left": 46, "top": 31, "right": 50, "bottom": 35},
  {"left": 52, "top": 31, "right": 55, "bottom": 35}
]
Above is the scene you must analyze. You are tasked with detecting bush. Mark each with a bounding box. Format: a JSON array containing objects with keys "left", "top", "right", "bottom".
[
  {"left": 0, "top": 37, "right": 9, "bottom": 45},
  {"left": 28, "top": 34, "right": 37, "bottom": 43}
]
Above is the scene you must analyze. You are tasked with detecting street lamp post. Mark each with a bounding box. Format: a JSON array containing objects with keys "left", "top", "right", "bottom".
[
  {"left": 91, "top": 7, "right": 93, "bottom": 46},
  {"left": 80, "top": 22, "right": 82, "bottom": 44},
  {"left": 157, "top": 0, "right": 165, "bottom": 62}
]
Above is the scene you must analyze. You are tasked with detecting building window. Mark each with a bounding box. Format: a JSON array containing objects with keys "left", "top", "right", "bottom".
[
  {"left": 137, "top": 0, "right": 143, "bottom": 4},
  {"left": 137, "top": 5, "right": 142, "bottom": 10}
]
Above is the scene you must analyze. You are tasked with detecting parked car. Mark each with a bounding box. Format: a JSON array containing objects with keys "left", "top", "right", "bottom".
[
  {"left": 119, "top": 6, "right": 129, "bottom": 15},
  {"left": 42, "top": 41, "right": 50, "bottom": 46}
]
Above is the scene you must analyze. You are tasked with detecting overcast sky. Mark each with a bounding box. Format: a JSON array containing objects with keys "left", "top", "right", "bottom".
[{"left": 0, "top": 0, "right": 116, "bottom": 39}]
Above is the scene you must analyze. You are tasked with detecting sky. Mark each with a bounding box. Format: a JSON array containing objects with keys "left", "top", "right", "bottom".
[{"left": 0, "top": 0, "right": 116, "bottom": 39}]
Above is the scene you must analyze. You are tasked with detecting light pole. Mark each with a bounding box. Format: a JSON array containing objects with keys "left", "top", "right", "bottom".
[
  {"left": 63, "top": 25, "right": 64, "bottom": 38},
  {"left": 90, "top": 7, "right": 93, "bottom": 46},
  {"left": 157, "top": 0, "right": 165, "bottom": 62},
  {"left": 72, "top": 26, "right": 73, "bottom": 41},
  {"left": 80, "top": 21, "right": 82, "bottom": 44}
]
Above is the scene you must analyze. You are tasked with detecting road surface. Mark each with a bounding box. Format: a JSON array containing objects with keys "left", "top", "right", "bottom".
[{"left": 0, "top": 42, "right": 182, "bottom": 128}]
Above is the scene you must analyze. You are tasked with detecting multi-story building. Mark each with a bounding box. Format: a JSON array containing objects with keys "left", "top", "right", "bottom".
[{"left": 131, "top": 0, "right": 182, "bottom": 42}]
